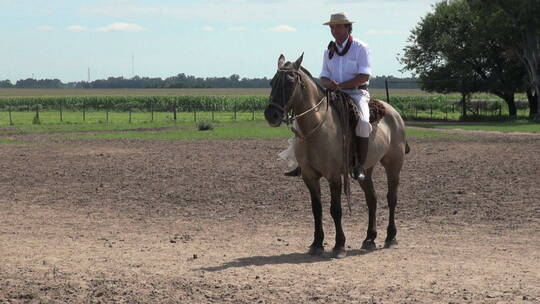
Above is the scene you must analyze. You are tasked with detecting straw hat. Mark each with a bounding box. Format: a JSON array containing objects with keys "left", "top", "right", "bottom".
[{"left": 323, "top": 12, "right": 354, "bottom": 25}]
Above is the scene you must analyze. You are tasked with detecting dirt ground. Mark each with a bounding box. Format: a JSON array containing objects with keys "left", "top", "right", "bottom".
[{"left": 0, "top": 130, "right": 539, "bottom": 303}]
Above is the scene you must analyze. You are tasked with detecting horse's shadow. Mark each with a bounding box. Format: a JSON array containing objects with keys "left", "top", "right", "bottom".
[{"left": 196, "top": 248, "right": 378, "bottom": 272}]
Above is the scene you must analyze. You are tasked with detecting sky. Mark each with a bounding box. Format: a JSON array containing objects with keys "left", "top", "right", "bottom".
[{"left": 0, "top": 0, "right": 441, "bottom": 82}]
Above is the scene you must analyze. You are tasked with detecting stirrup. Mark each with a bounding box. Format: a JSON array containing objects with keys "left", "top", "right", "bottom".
[{"left": 284, "top": 167, "right": 301, "bottom": 177}]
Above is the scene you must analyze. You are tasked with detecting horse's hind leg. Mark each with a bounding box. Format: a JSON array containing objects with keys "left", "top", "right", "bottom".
[
  {"left": 358, "top": 167, "right": 377, "bottom": 250},
  {"left": 302, "top": 176, "right": 324, "bottom": 256},
  {"left": 381, "top": 152, "right": 404, "bottom": 248}
]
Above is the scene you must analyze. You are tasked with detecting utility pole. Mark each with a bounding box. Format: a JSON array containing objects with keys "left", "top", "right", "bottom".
[
  {"left": 132, "top": 53, "right": 134, "bottom": 78},
  {"left": 87, "top": 68, "right": 91, "bottom": 83}
]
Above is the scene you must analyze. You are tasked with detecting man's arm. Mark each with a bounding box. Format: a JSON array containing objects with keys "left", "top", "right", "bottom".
[
  {"left": 338, "top": 74, "right": 369, "bottom": 90},
  {"left": 321, "top": 74, "right": 369, "bottom": 91}
]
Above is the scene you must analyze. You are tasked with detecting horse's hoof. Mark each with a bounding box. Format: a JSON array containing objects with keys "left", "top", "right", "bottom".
[
  {"left": 308, "top": 246, "right": 324, "bottom": 256},
  {"left": 361, "top": 240, "right": 377, "bottom": 251},
  {"left": 384, "top": 239, "right": 398, "bottom": 249},
  {"left": 332, "top": 247, "right": 346, "bottom": 259}
]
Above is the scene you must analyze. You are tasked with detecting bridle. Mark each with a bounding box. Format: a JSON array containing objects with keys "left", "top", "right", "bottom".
[{"left": 268, "top": 68, "right": 328, "bottom": 139}]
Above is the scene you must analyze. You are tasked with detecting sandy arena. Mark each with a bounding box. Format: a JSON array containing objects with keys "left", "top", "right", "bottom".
[{"left": 1, "top": 130, "right": 539, "bottom": 303}]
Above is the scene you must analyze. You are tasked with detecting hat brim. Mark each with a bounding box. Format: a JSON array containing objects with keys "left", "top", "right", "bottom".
[{"left": 323, "top": 21, "right": 354, "bottom": 25}]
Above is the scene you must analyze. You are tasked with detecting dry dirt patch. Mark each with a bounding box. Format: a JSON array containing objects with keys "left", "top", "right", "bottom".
[{"left": 0, "top": 133, "right": 539, "bottom": 303}]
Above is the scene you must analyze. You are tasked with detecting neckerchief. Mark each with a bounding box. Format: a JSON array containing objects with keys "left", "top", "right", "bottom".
[{"left": 327, "top": 35, "right": 353, "bottom": 59}]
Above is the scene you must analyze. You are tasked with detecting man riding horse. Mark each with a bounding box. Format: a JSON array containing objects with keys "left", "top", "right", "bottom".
[{"left": 285, "top": 12, "right": 371, "bottom": 180}]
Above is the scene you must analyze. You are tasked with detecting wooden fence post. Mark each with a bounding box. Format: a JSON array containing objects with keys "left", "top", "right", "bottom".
[
  {"left": 385, "top": 79, "right": 390, "bottom": 104},
  {"left": 8, "top": 106, "right": 13, "bottom": 125},
  {"left": 151, "top": 100, "right": 154, "bottom": 122},
  {"left": 173, "top": 100, "right": 177, "bottom": 122},
  {"left": 35, "top": 104, "right": 40, "bottom": 123},
  {"left": 59, "top": 100, "right": 63, "bottom": 122}
]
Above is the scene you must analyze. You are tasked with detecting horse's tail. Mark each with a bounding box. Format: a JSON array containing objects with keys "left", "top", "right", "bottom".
[{"left": 405, "top": 141, "right": 411, "bottom": 154}]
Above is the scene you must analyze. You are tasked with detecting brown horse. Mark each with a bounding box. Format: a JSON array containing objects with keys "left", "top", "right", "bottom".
[{"left": 264, "top": 54, "right": 409, "bottom": 258}]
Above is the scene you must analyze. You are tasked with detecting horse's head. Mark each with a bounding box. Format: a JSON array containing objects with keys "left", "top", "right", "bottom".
[{"left": 264, "top": 53, "right": 304, "bottom": 127}]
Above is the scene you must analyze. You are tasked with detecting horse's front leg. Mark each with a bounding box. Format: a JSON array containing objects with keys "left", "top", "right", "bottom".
[
  {"left": 302, "top": 176, "right": 324, "bottom": 256},
  {"left": 329, "top": 177, "right": 346, "bottom": 259}
]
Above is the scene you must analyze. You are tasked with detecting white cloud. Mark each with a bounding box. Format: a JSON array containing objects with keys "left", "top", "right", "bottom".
[
  {"left": 268, "top": 25, "right": 297, "bottom": 32},
  {"left": 366, "top": 29, "right": 407, "bottom": 35},
  {"left": 66, "top": 25, "right": 89, "bottom": 32},
  {"left": 227, "top": 26, "right": 246, "bottom": 32},
  {"left": 66, "top": 23, "right": 147, "bottom": 33},
  {"left": 36, "top": 25, "right": 54, "bottom": 31},
  {"left": 95, "top": 22, "right": 147, "bottom": 32},
  {"left": 202, "top": 26, "right": 215, "bottom": 32}
]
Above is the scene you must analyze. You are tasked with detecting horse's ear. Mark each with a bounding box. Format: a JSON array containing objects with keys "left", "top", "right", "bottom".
[
  {"left": 293, "top": 52, "right": 304, "bottom": 70},
  {"left": 278, "top": 54, "right": 285, "bottom": 69}
]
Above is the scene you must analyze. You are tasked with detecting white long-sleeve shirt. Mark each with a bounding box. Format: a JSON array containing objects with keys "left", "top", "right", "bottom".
[{"left": 319, "top": 36, "right": 372, "bottom": 96}]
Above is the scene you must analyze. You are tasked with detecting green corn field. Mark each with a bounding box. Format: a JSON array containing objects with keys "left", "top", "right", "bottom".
[{"left": 0, "top": 92, "right": 532, "bottom": 126}]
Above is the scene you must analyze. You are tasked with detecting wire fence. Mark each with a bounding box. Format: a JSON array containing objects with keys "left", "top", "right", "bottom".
[{"left": 0, "top": 89, "right": 532, "bottom": 126}]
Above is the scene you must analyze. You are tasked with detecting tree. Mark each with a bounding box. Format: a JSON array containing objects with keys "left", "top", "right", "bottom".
[
  {"left": 400, "top": 1, "right": 483, "bottom": 118},
  {"left": 468, "top": 0, "right": 540, "bottom": 121},
  {"left": 401, "top": 0, "right": 528, "bottom": 118},
  {"left": 0, "top": 80, "right": 12, "bottom": 88}
]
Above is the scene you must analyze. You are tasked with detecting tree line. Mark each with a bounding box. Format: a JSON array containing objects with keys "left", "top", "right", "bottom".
[
  {"left": 400, "top": 0, "right": 539, "bottom": 121},
  {"left": 0, "top": 74, "right": 419, "bottom": 90}
]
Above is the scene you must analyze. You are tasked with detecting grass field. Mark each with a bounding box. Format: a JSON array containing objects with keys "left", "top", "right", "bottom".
[
  {"left": 407, "top": 121, "right": 540, "bottom": 133},
  {"left": 55, "top": 121, "right": 468, "bottom": 141},
  {"left": 0, "top": 89, "right": 536, "bottom": 137},
  {"left": 0, "top": 118, "right": 507, "bottom": 143}
]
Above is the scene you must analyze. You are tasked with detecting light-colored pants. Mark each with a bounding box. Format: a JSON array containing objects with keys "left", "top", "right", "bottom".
[
  {"left": 348, "top": 89, "right": 371, "bottom": 138},
  {"left": 279, "top": 90, "right": 372, "bottom": 170}
]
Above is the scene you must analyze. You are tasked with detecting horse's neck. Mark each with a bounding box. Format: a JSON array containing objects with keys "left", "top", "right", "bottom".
[{"left": 292, "top": 74, "right": 327, "bottom": 135}]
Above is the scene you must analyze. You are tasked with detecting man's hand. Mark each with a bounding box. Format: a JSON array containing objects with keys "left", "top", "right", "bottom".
[
  {"left": 320, "top": 77, "right": 341, "bottom": 91},
  {"left": 329, "top": 80, "right": 341, "bottom": 91}
]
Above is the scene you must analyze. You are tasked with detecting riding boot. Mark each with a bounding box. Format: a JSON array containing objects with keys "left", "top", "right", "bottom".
[
  {"left": 353, "top": 137, "right": 370, "bottom": 181},
  {"left": 284, "top": 166, "right": 301, "bottom": 177}
]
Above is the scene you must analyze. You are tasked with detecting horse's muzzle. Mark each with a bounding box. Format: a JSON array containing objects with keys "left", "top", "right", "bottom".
[{"left": 264, "top": 106, "right": 283, "bottom": 127}]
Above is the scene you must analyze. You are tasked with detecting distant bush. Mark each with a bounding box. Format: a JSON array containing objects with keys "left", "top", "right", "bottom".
[{"left": 197, "top": 121, "right": 214, "bottom": 131}]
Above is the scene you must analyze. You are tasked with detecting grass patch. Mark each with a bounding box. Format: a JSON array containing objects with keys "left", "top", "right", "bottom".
[
  {"left": 62, "top": 121, "right": 293, "bottom": 140},
  {"left": 61, "top": 121, "right": 454, "bottom": 141},
  {"left": 0, "top": 138, "right": 17, "bottom": 144},
  {"left": 407, "top": 121, "right": 540, "bottom": 133}
]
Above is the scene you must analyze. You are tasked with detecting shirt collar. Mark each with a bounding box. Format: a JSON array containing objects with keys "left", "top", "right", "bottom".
[{"left": 336, "top": 36, "right": 349, "bottom": 50}]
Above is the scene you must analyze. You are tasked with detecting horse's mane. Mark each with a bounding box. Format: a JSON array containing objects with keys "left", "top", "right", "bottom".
[
  {"left": 282, "top": 62, "right": 325, "bottom": 94},
  {"left": 299, "top": 66, "right": 325, "bottom": 94}
]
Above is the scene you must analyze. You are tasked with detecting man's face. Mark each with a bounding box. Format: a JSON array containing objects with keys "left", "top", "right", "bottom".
[{"left": 330, "top": 24, "right": 349, "bottom": 43}]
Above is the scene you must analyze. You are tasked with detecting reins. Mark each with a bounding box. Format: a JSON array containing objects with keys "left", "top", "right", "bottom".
[{"left": 269, "top": 69, "right": 329, "bottom": 139}]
